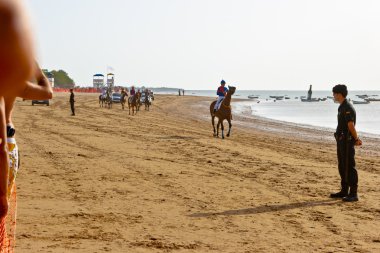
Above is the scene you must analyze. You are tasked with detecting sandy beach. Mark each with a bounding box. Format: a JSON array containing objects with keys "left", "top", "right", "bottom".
[{"left": 11, "top": 93, "right": 380, "bottom": 253}]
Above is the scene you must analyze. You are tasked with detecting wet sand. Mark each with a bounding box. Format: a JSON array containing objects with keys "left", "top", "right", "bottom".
[{"left": 12, "top": 93, "right": 380, "bottom": 252}]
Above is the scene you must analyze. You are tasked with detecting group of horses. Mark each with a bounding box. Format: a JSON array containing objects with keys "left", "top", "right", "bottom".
[
  {"left": 99, "top": 91, "right": 152, "bottom": 116},
  {"left": 98, "top": 86, "right": 236, "bottom": 138}
]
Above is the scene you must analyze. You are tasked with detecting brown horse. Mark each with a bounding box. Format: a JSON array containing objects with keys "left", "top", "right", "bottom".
[
  {"left": 144, "top": 93, "right": 151, "bottom": 111},
  {"left": 99, "top": 94, "right": 106, "bottom": 107},
  {"left": 121, "top": 92, "right": 128, "bottom": 110},
  {"left": 128, "top": 93, "right": 140, "bottom": 115},
  {"left": 209, "top": 86, "right": 236, "bottom": 139},
  {"left": 136, "top": 92, "right": 142, "bottom": 112}
]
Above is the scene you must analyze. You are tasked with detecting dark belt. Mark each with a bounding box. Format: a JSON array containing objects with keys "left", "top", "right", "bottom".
[{"left": 334, "top": 132, "right": 352, "bottom": 142}]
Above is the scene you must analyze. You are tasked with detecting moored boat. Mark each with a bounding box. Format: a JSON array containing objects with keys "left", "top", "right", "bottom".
[{"left": 353, "top": 100, "right": 370, "bottom": 104}]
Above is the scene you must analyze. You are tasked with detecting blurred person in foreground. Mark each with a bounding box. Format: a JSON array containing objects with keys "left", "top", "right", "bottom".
[{"left": 0, "top": 0, "right": 53, "bottom": 218}]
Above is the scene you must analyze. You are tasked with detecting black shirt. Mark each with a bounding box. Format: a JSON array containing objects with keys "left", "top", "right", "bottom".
[
  {"left": 70, "top": 92, "right": 75, "bottom": 103},
  {"left": 336, "top": 99, "right": 356, "bottom": 136}
]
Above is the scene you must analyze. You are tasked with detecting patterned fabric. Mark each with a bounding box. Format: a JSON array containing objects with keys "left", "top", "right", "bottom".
[
  {"left": 0, "top": 138, "right": 19, "bottom": 252},
  {"left": 7, "top": 138, "right": 19, "bottom": 199}
]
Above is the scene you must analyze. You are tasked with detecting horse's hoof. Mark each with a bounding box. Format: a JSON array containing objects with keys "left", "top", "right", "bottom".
[
  {"left": 226, "top": 134, "right": 230, "bottom": 137},
  {"left": 222, "top": 136, "right": 225, "bottom": 139}
]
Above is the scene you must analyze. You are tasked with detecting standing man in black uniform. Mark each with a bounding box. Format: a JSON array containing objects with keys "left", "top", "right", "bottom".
[
  {"left": 330, "top": 84, "right": 362, "bottom": 202},
  {"left": 69, "top": 88, "right": 75, "bottom": 116}
]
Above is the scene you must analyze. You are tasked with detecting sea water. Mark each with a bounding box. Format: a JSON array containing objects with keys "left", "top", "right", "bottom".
[{"left": 183, "top": 90, "right": 380, "bottom": 136}]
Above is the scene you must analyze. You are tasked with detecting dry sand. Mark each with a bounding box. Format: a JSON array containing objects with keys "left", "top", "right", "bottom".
[{"left": 11, "top": 92, "right": 380, "bottom": 252}]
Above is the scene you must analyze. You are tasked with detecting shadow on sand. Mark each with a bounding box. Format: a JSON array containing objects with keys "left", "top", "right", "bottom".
[{"left": 189, "top": 199, "right": 340, "bottom": 218}]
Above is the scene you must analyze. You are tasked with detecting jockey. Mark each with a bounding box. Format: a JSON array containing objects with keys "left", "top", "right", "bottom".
[
  {"left": 130, "top": 86, "right": 136, "bottom": 97},
  {"left": 144, "top": 89, "right": 149, "bottom": 102},
  {"left": 102, "top": 88, "right": 106, "bottom": 98},
  {"left": 214, "top": 80, "right": 228, "bottom": 113},
  {"left": 120, "top": 88, "right": 127, "bottom": 100}
]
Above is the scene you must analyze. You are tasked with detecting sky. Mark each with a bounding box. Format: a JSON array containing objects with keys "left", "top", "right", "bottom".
[{"left": 25, "top": 0, "right": 380, "bottom": 90}]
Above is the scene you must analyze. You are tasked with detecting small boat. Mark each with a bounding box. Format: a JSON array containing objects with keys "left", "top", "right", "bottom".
[
  {"left": 366, "top": 97, "right": 380, "bottom": 101},
  {"left": 353, "top": 100, "right": 370, "bottom": 104},
  {"left": 301, "top": 98, "right": 320, "bottom": 102},
  {"left": 284, "top": 96, "right": 290, "bottom": 99},
  {"left": 269, "top": 95, "right": 284, "bottom": 99},
  {"left": 248, "top": 95, "right": 259, "bottom": 99}
]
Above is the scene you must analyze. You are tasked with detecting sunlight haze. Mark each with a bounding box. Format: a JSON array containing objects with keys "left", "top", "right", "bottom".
[{"left": 26, "top": 0, "right": 380, "bottom": 90}]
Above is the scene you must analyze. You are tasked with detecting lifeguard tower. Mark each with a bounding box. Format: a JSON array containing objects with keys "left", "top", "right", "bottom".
[
  {"left": 93, "top": 74, "right": 104, "bottom": 88},
  {"left": 107, "top": 73, "right": 114, "bottom": 90}
]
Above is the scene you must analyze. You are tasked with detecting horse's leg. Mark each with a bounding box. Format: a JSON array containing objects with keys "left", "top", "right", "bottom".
[
  {"left": 221, "top": 120, "right": 225, "bottom": 139},
  {"left": 128, "top": 103, "right": 131, "bottom": 115},
  {"left": 216, "top": 120, "right": 221, "bottom": 138},
  {"left": 211, "top": 115, "right": 216, "bottom": 137},
  {"left": 226, "top": 118, "right": 232, "bottom": 137}
]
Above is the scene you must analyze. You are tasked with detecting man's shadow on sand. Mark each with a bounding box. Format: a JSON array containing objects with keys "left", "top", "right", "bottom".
[{"left": 189, "top": 199, "right": 340, "bottom": 218}]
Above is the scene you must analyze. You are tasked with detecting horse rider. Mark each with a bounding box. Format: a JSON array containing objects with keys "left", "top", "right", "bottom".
[
  {"left": 130, "top": 86, "right": 136, "bottom": 98},
  {"left": 101, "top": 88, "right": 106, "bottom": 99},
  {"left": 121, "top": 87, "right": 128, "bottom": 96},
  {"left": 214, "top": 80, "right": 228, "bottom": 113},
  {"left": 144, "top": 88, "right": 150, "bottom": 102}
]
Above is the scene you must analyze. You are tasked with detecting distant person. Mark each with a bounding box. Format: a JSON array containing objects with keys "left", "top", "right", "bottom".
[
  {"left": 101, "top": 88, "right": 107, "bottom": 99},
  {"left": 70, "top": 89, "right": 75, "bottom": 116},
  {"left": 130, "top": 86, "right": 136, "bottom": 98},
  {"left": 214, "top": 80, "right": 228, "bottom": 113},
  {"left": 121, "top": 87, "right": 128, "bottom": 97},
  {"left": 178, "top": 89, "right": 181, "bottom": 96},
  {"left": 330, "top": 84, "right": 362, "bottom": 202},
  {"left": 182, "top": 89, "right": 185, "bottom": 96}
]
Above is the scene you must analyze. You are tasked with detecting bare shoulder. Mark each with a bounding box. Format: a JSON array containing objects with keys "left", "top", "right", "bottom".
[{"left": 0, "top": 0, "right": 35, "bottom": 92}]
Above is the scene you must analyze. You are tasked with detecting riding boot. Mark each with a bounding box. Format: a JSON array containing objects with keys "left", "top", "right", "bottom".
[
  {"left": 342, "top": 186, "right": 358, "bottom": 202},
  {"left": 330, "top": 185, "right": 348, "bottom": 198}
]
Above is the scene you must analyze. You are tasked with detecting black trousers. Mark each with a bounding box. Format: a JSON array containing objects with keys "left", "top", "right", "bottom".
[
  {"left": 337, "top": 139, "right": 358, "bottom": 193},
  {"left": 70, "top": 102, "right": 75, "bottom": 115}
]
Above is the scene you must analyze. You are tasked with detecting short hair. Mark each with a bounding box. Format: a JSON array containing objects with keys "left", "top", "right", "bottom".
[
  {"left": 332, "top": 84, "right": 348, "bottom": 97},
  {"left": 221, "top": 80, "right": 226, "bottom": 85}
]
